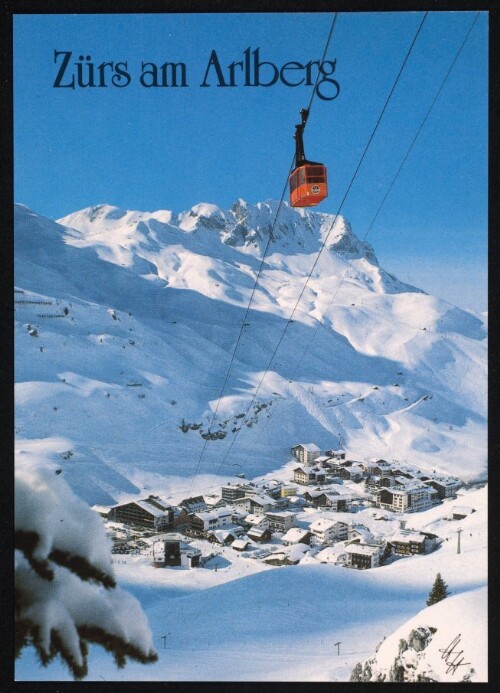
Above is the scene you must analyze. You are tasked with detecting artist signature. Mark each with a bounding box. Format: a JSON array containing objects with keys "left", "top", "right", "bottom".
[{"left": 438, "top": 634, "right": 471, "bottom": 675}]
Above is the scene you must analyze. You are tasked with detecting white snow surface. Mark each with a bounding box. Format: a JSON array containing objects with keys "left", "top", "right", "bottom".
[
  {"left": 354, "top": 587, "right": 487, "bottom": 681},
  {"left": 16, "top": 480, "right": 487, "bottom": 681},
  {"left": 15, "top": 200, "right": 487, "bottom": 508},
  {"left": 14, "top": 200, "right": 487, "bottom": 680}
]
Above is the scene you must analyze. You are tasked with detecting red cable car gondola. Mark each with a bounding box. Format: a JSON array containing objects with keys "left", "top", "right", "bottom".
[{"left": 289, "top": 108, "right": 328, "bottom": 208}]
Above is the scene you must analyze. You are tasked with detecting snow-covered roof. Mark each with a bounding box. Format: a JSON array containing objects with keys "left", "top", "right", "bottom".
[
  {"left": 345, "top": 543, "right": 381, "bottom": 556},
  {"left": 208, "top": 529, "right": 237, "bottom": 542},
  {"left": 324, "top": 492, "right": 342, "bottom": 500},
  {"left": 349, "top": 465, "right": 364, "bottom": 473},
  {"left": 145, "top": 496, "right": 172, "bottom": 511},
  {"left": 390, "top": 532, "right": 426, "bottom": 543},
  {"left": 293, "top": 443, "right": 321, "bottom": 452},
  {"left": 245, "top": 513, "right": 267, "bottom": 525},
  {"left": 350, "top": 526, "right": 374, "bottom": 541},
  {"left": 193, "top": 507, "right": 232, "bottom": 521},
  {"left": 310, "top": 518, "right": 339, "bottom": 532},
  {"left": 265, "top": 510, "right": 297, "bottom": 519},
  {"left": 248, "top": 526, "right": 270, "bottom": 538},
  {"left": 281, "top": 527, "right": 311, "bottom": 543},
  {"left": 135, "top": 500, "right": 166, "bottom": 517},
  {"left": 452, "top": 505, "right": 475, "bottom": 515},
  {"left": 204, "top": 495, "right": 223, "bottom": 506},
  {"left": 286, "top": 543, "right": 309, "bottom": 560},
  {"left": 232, "top": 538, "right": 250, "bottom": 550},
  {"left": 251, "top": 494, "right": 276, "bottom": 506},
  {"left": 432, "top": 477, "right": 461, "bottom": 487},
  {"left": 316, "top": 546, "right": 340, "bottom": 562},
  {"left": 303, "top": 489, "right": 324, "bottom": 498}
]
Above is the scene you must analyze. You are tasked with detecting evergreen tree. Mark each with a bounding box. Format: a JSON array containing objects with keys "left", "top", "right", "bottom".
[
  {"left": 15, "top": 465, "right": 158, "bottom": 679},
  {"left": 426, "top": 572, "right": 450, "bottom": 606}
]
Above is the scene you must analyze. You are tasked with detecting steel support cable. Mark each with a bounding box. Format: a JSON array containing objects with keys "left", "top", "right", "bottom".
[
  {"left": 186, "top": 13, "right": 339, "bottom": 493},
  {"left": 210, "top": 12, "right": 429, "bottom": 480},
  {"left": 247, "top": 11, "right": 481, "bottom": 454}
]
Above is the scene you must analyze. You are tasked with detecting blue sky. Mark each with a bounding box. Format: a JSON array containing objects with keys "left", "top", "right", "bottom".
[{"left": 14, "top": 11, "right": 488, "bottom": 311}]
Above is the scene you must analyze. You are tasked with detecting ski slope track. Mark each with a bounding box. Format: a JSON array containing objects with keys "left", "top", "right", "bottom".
[{"left": 15, "top": 200, "right": 487, "bottom": 505}]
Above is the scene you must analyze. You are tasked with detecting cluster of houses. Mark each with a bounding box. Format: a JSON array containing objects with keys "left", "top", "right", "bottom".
[
  {"left": 290, "top": 444, "right": 462, "bottom": 514},
  {"left": 91, "top": 443, "right": 467, "bottom": 572}
]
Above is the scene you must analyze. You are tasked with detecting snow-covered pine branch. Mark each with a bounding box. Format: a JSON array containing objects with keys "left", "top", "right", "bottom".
[{"left": 15, "top": 465, "right": 158, "bottom": 679}]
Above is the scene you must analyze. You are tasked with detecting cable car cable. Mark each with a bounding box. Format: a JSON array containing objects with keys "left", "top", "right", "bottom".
[
  {"left": 289, "top": 10, "right": 481, "bottom": 385},
  {"left": 186, "top": 13, "right": 340, "bottom": 494},
  {"left": 243, "top": 11, "right": 481, "bottom": 456},
  {"left": 210, "top": 12, "right": 429, "bottom": 480}
]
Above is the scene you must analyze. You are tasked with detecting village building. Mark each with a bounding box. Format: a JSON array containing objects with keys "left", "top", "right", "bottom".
[
  {"left": 424, "top": 477, "right": 462, "bottom": 500},
  {"left": 344, "top": 543, "right": 383, "bottom": 570},
  {"left": 241, "top": 513, "right": 270, "bottom": 530},
  {"left": 314, "top": 455, "right": 336, "bottom": 469},
  {"left": 232, "top": 538, "right": 250, "bottom": 552},
  {"left": 310, "top": 518, "right": 349, "bottom": 544},
  {"left": 188, "top": 507, "right": 233, "bottom": 533},
  {"left": 451, "top": 505, "right": 476, "bottom": 520},
  {"left": 370, "top": 460, "right": 393, "bottom": 477},
  {"left": 319, "top": 494, "right": 354, "bottom": 512},
  {"left": 108, "top": 496, "right": 174, "bottom": 531},
  {"left": 179, "top": 496, "right": 207, "bottom": 514},
  {"left": 152, "top": 534, "right": 201, "bottom": 568},
  {"left": 388, "top": 531, "right": 439, "bottom": 556},
  {"left": 265, "top": 510, "right": 297, "bottom": 533},
  {"left": 293, "top": 466, "right": 326, "bottom": 485},
  {"left": 263, "top": 544, "right": 309, "bottom": 566},
  {"left": 281, "top": 527, "right": 312, "bottom": 545},
  {"left": 221, "top": 483, "right": 247, "bottom": 502},
  {"left": 247, "top": 526, "right": 272, "bottom": 543},
  {"left": 249, "top": 494, "right": 278, "bottom": 515},
  {"left": 255, "top": 479, "right": 284, "bottom": 499},
  {"left": 336, "top": 465, "right": 364, "bottom": 482},
  {"left": 325, "top": 449, "right": 346, "bottom": 460},
  {"left": 221, "top": 482, "right": 257, "bottom": 502},
  {"left": 377, "top": 476, "right": 396, "bottom": 488},
  {"left": 290, "top": 443, "right": 322, "bottom": 466},
  {"left": 377, "top": 483, "right": 436, "bottom": 513},
  {"left": 204, "top": 494, "right": 227, "bottom": 509},
  {"left": 391, "top": 468, "right": 414, "bottom": 480},
  {"left": 347, "top": 523, "right": 374, "bottom": 544},
  {"left": 206, "top": 529, "right": 240, "bottom": 545},
  {"left": 281, "top": 485, "right": 298, "bottom": 498},
  {"left": 303, "top": 489, "right": 331, "bottom": 504},
  {"left": 228, "top": 496, "right": 254, "bottom": 513}
]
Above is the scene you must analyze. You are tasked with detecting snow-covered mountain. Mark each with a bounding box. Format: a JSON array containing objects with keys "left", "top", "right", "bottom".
[{"left": 14, "top": 200, "right": 487, "bottom": 506}]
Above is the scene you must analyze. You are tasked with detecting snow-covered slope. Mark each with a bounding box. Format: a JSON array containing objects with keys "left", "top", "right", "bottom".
[
  {"left": 16, "top": 484, "right": 487, "bottom": 682},
  {"left": 15, "top": 200, "right": 487, "bottom": 505},
  {"left": 350, "top": 587, "right": 487, "bottom": 682}
]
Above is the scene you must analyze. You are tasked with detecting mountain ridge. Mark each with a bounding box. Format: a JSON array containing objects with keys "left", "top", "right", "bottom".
[{"left": 15, "top": 201, "right": 487, "bottom": 505}]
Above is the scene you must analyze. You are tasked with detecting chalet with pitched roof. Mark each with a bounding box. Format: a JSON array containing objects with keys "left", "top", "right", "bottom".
[
  {"left": 108, "top": 496, "right": 174, "bottom": 531},
  {"left": 281, "top": 527, "right": 312, "bottom": 545},
  {"left": 290, "top": 443, "right": 322, "bottom": 466},
  {"left": 344, "top": 543, "right": 382, "bottom": 569},
  {"left": 265, "top": 510, "right": 297, "bottom": 533},
  {"left": 310, "top": 518, "right": 348, "bottom": 544},
  {"left": 179, "top": 496, "right": 207, "bottom": 513},
  {"left": 293, "top": 466, "right": 326, "bottom": 485},
  {"left": 247, "top": 526, "right": 272, "bottom": 543},
  {"left": 388, "top": 530, "right": 439, "bottom": 556}
]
